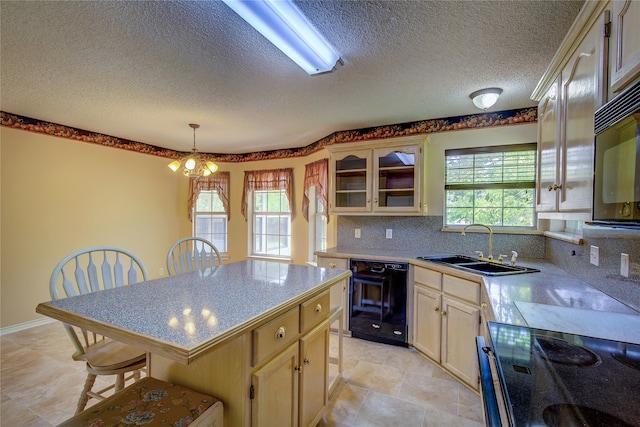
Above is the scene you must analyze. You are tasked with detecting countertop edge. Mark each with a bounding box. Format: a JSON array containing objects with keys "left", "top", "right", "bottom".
[{"left": 37, "top": 269, "right": 352, "bottom": 365}]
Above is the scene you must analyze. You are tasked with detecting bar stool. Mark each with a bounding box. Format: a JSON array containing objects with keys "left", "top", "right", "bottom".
[
  {"left": 59, "top": 377, "right": 223, "bottom": 427},
  {"left": 351, "top": 269, "right": 391, "bottom": 321}
]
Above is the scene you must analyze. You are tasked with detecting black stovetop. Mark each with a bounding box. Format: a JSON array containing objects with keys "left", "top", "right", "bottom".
[{"left": 488, "top": 322, "right": 640, "bottom": 427}]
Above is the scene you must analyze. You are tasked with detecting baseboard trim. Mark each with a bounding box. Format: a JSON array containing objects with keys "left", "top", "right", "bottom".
[{"left": 1, "top": 317, "right": 57, "bottom": 336}]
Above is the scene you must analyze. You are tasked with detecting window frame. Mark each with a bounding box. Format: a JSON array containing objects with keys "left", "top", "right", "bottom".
[
  {"left": 444, "top": 143, "right": 537, "bottom": 230},
  {"left": 192, "top": 189, "right": 228, "bottom": 253},
  {"left": 249, "top": 189, "right": 292, "bottom": 260},
  {"left": 307, "top": 185, "right": 328, "bottom": 264}
]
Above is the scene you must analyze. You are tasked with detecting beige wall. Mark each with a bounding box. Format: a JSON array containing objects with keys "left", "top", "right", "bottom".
[
  {"left": 424, "top": 123, "right": 537, "bottom": 215},
  {"left": 0, "top": 127, "right": 334, "bottom": 329}
]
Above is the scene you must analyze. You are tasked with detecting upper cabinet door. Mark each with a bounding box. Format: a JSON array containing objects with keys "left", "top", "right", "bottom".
[
  {"left": 330, "top": 149, "right": 372, "bottom": 213},
  {"left": 328, "top": 136, "right": 427, "bottom": 216},
  {"left": 610, "top": 0, "right": 640, "bottom": 93},
  {"left": 536, "top": 77, "right": 561, "bottom": 213},
  {"left": 559, "top": 15, "right": 605, "bottom": 211},
  {"left": 373, "top": 145, "right": 421, "bottom": 214}
]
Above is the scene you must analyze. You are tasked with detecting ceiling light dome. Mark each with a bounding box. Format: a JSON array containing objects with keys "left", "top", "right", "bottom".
[
  {"left": 168, "top": 124, "right": 219, "bottom": 178},
  {"left": 470, "top": 88, "right": 503, "bottom": 110}
]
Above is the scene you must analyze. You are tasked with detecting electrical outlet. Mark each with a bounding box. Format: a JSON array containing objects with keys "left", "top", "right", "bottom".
[
  {"left": 159, "top": 267, "right": 164, "bottom": 276},
  {"left": 386, "top": 229, "right": 392, "bottom": 239},
  {"left": 590, "top": 245, "right": 599, "bottom": 266},
  {"left": 355, "top": 228, "right": 361, "bottom": 239},
  {"left": 621, "top": 253, "right": 630, "bottom": 277}
]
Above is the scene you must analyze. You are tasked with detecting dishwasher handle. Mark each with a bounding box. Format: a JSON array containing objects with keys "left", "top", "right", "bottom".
[{"left": 476, "top": 336, "right": 502, "bottom": 427}]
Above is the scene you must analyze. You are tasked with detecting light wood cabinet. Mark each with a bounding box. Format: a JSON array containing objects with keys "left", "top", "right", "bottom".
[
  {"left": 532, "top": 2, "right": 610, "bottom": 220},
  {"left": 251, "top": 318, "right": 329, "bottom": 427},
  {"left": 251, "top": 342, "right": 299, "bottom": 426},
  {"left": 536, "top": 9, "right": 609, "bottom": 217},
  {"left": 610, "top": 0, "right": 640, "bottom": 93},
  {"left": 412, "top": 266, "right": 480, "bottom": 390},
  {"left": 317, "top": 256, "right": 349, "bottom": 330},
  {"left": 151, "top": 289, "right": 332, "bottom": 427},
  {"left": 298, "top": 321, "right": 329, "bottom": 427},
  {"left": 440, "top": 296, "right": 480, "bottom": 386},
  {"left": 327, "top": 136, "right": 427, "bottom": 216}
]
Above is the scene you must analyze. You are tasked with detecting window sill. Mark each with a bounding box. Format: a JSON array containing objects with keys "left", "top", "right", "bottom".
[
  {"left": 247, "top": 255, "right": 292, "bottom": 263},
  {"left": 441, "top": 227, "right": 543, "bottom": 236},
  {"left": 542, "top": 230, "right": 584, "bottom": 245}
]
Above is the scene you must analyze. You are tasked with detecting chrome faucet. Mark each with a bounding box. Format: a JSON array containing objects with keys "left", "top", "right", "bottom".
[{"left": 461, "top": 223, "right": 494, "bottom": 261}]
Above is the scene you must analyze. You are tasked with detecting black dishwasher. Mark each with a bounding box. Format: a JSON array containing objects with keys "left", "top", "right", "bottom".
[{"left": 349, "top": 259, "right": 408, "bottom": 347}]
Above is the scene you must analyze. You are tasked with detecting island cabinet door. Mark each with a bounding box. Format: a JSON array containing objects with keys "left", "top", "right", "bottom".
[
  {"left": 251, "top": 342, "right": 299, "bottom": 427},
  {"left": 299, "top": 320, "right": 329, "bottom": 427}
]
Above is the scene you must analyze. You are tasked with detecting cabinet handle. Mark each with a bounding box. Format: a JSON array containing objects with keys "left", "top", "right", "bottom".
[
  {"left": 481, "top": 302, "right": 487, "bottom": 309},
  {"left": 315, "top": 304, "right": 322, "bottom": 313},
  {"left": 329, "top": 262, "right": 336, "bottom": 268},
  {"left": 441, "top": 311, "right": 447, "bottom": 316},
  {"left": 304, "top": 358, "right": 311, "bottom": 365},
  {"left": 434, "top": 307, "right": 440, "bottom": 312},
  {"left": 548, "top": 185, "right": 553, "bottom": 191},
  {"left": 274, "top": 326, "right": 286, "bottom": 339},
  {"left": 548, "top": 184, "right": 562, "bottom": 191}
]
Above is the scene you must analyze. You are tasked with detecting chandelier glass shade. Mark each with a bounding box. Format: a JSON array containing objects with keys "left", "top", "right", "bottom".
[
  {"left": 168, "top": 124, "right": 218, "bottom": 178},
  {"left": 469, "top": 87, "right": 503, "bottom": 110}
]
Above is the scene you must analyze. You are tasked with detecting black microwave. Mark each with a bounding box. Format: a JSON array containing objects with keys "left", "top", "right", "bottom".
[{"left": 592, "top": 79, "right": 640, "bottom": 228}]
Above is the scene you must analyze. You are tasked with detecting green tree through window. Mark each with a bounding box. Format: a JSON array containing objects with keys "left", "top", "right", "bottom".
[{"left": 445, "top": 144, "right": 536, "bottom": 227}]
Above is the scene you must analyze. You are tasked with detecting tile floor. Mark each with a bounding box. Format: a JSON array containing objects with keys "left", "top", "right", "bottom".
[{"left": 1, "top": 322, "right": 484, "bottom": 426}]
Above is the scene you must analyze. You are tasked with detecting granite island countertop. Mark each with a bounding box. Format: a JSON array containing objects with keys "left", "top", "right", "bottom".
[
  {"left": 317, "top": 248, "right": 640, "bottom": 343},
  {"left": 36, "top": 260, "right": 351, "bottom": 364}
]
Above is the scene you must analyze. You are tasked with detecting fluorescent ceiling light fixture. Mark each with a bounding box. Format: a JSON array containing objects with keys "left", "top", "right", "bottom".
[
  {"left": 470, "top": 88, "right": 503, "bottom": 110},
  {"left": 223, "top": 0, "right": 341, "bottom": 75}
]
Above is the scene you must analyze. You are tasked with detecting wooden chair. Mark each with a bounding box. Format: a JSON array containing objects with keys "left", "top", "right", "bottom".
[
  {"left": 166, "top": 237, "right": 223, "bottom": 275},
  {"left": 49, "top": 246, "right": 149, "bottom": 414}
]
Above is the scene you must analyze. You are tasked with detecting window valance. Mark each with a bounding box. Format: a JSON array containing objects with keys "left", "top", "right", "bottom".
[
  {"left": 241, "top": 168, "right": 294, "bottom": 220},
  {"left": 302, "top": 158, "right": 329, "bottom": 223},
  {"left": 188, "top": 172, "right": 230, "bottom": 221}
]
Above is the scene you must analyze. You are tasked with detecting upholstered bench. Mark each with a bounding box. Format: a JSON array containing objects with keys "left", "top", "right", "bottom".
[{"left": 58, "top": 377, "right": 223, "bottom": 427}]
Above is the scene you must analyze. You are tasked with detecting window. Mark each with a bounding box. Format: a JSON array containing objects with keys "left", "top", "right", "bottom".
[
  {"left": 252, "top": 190, "right": 291, "bottom": 257},
  {"left": 188, "top": 172, "right": 230, "bottom": 252},
  {"left": 303, "top": 159, "right": 329, "bottom": 263},
  {"left": 241, "top": 168, "right": 294, "bottom": 259},
  {"left": 193, "top": 190, "right": 227, "bottom": 252},
  {"left": 307, "top": 186, "right": 328, "bottom": 263},
  {"left": 444, "top": 143, "right": 536, "bottom": 228}
]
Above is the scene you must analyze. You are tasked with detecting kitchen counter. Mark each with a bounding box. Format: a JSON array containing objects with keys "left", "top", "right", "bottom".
[
  {"left": 37, "top": 259, "right": 351, "bottom": 364},
  {"left": 317, "top": 248, "right": 640, "bottom": 342}
]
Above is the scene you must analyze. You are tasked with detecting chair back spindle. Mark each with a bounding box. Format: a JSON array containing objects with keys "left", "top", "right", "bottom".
[{"left": 166, "top": 237, "right": 223, "bottom": 275}]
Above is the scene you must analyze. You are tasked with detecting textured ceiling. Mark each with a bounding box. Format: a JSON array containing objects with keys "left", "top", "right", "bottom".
[{"left": 1, "top": 1, "right": 584, "bottom": 155}]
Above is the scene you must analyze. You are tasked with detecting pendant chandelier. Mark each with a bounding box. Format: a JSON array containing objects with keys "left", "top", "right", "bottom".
[{"left": 168, "top": 123, "right": 219, "bottom": 178}]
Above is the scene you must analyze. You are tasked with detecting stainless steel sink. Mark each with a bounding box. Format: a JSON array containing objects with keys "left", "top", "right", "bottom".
[{"left": 416, "top": 255, "right": 540, "bottom": 276}]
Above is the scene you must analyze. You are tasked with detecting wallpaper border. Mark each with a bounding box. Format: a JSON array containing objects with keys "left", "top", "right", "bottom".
[{"left": 1, "top": 107, "right": 537, "bottom": 163}]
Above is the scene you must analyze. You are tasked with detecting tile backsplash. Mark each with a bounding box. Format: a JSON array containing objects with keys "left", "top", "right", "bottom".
[
  {"left": 336, "top": 216, "right": 546, "bottom": 258},
  {"left": 336, "top": 216, "right": 640, "bottom": 312}
]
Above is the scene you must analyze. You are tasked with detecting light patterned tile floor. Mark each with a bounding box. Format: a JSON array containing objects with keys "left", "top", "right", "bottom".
[{"left": 1, "top": 322, "right": 484, "bottom": 426}]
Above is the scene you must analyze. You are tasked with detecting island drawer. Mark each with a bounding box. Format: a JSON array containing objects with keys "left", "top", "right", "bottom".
[
  {"left": 414, "top": 267, "right": 442, "bottom": 291},
  {"left": 252, "top": 306, "right": 300, "bottom": 366},
  {"left": 442, "top": 275, "right": 480, "bottom": 305},
  {"left": 300, "top": 290, "right": 330, "bottom": 334}
]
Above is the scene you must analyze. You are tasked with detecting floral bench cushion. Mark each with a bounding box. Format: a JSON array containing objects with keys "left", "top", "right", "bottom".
[{"left": 59, "top": 377, "right": 220, "bottom": 427}]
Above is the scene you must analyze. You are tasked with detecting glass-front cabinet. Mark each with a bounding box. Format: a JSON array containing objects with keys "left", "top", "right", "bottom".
[
  {"left": 328, "top": 136, "right": 427, "bottom": 215},
  {"left": 333, "top": 149, "right": 371, "bottom": 212}
]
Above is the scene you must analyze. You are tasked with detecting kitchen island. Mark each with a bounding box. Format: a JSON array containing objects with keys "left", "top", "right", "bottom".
[{"left": 36, "top": 260, "right": 351, "bottom": 427}]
